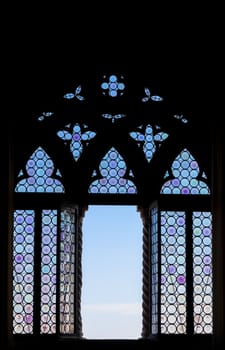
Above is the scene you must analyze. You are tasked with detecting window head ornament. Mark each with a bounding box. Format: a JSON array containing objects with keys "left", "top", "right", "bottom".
[
  {"left": 142, "top": 87, "right": 163, "bottom": 103},
  {"left": 101, "top": 74, "right": 125, "bottom": 97}
]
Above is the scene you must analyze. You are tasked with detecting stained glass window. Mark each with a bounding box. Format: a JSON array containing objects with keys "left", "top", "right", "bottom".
[
  {"left": 11, "top": 72, "right": 213, "bottom": 341},
  {"left": 130, "top": 124, "right": 168, "bottom": 163},
  {"left": 89, "top": 147, "right": 136, "bottom": 194},
  {"left": 15, "top": 147, "right": 65, "bottom": 193},
  {"left": 57, "top": 123, "right": 96, "bottom": 161},
  {"left": 161, "top": 149, "right": 210, "bottom": 194}
]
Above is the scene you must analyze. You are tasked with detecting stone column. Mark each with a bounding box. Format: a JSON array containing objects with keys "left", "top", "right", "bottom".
[
  {"left": 75, "top": 205, "right": 87, "bottom": 337},
  {"left": 139, "top": 207, "right": 151, "bottom": 338}
]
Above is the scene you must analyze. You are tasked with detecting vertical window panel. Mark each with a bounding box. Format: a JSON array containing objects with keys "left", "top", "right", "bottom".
[
  {"left": 161, "top": 211, "right": 186, "bottom": 334},
  {"left": 151, "top": 207, "right": 159, "bottom": 334},
  {"left": 41, "top": 210, "right": 57, "bottom": 333},
  {"left": 193, "top": 211, "right": 213, "bottom": 334},
  {"left": 13, "top": 210, "right": 35, "bottom": 334}
]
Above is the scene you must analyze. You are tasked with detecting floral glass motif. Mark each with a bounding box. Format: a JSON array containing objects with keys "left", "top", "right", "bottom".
[
  {"left": 89, "top": 147, "right": 136, "bottom": 194},
  {"left": 15, "top": 147, "right": 65, "bottom": 193},
  {"left": 101, "top": 74, "right": 125, "bottom": 97},
  {"left": 57, "top": 123, "right": 96, "bottom": 161},
  {"left": 161, "top": 149, "right": 210, "bottom": 194},
  {"left": 141, "top": 87, "right": 163, "bottom": 102},
  {"left": 130, "top": 124, "right": 169, "bottom": 162},
  {"left": 63, "top": 85, "right": 85, "bottom": 100},
  {"left": 13, "top": 210, "right": 35, "bottom": 334}
]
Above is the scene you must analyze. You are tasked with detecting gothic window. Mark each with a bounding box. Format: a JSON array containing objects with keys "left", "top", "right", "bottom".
[{"left": 12, "top": 73, "right": 212, "bottom": 343}]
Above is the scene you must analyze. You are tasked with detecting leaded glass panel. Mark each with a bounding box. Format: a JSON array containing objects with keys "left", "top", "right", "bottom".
[
  {"left": 193, "top": 211, "right": 213, "bottom": 334},
  {"left": 13, "top": 210, "right": 35, "bottom": 334},
  {"left": 161, "top": 211, "right": 186, "bottom": 334}
]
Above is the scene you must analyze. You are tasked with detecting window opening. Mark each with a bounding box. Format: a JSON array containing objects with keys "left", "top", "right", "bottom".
[{"left": 81, "top": 205, "right": 142, "bottom": 339}]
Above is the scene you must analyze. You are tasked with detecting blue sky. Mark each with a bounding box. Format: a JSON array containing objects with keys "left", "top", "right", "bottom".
[{"left": 81, "top": 205, "right": 143, "bottom": 339}]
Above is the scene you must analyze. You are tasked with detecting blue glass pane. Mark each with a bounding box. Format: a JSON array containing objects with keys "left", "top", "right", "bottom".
[
  {"left": 15, "top": 147, "right": 65, "bottom": 193},
  {"left": 161, "top": 149, "right": 210, "bottom": 194}
]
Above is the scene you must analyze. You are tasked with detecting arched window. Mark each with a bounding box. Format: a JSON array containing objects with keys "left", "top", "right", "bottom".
[{"left": 12, "top": 72, "right": 212, "bottom": 345}]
